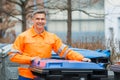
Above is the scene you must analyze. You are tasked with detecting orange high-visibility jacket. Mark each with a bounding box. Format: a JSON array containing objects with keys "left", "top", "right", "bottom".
[{"left": 8, "top": 26, "right": 84, "bottom": 79}]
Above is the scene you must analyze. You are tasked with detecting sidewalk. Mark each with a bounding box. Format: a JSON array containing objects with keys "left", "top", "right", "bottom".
[{"left": 102, "top": 71, "right": 114, "bottom": 80}]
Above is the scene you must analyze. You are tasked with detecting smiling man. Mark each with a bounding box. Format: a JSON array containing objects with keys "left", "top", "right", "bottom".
[{"left": 8, "top": 9, "right": 91, "bottom": 80}]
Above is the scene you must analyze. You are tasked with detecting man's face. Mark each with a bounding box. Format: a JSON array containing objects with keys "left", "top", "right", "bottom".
[{"left": 32, "top": 13, "right": 46, "bottom": 29}]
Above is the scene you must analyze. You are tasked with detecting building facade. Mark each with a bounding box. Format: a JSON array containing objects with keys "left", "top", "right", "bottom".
[{"left": 105, "top": 0, "right": 120, "bottom": 52}]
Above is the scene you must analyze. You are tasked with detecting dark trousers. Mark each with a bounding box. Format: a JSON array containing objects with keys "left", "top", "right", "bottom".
[
  {"left": 19, "top": 76, "right": 45, "bottom": 80},
  {"left": 19, "top": 76, "right": 32, "bottom": 80}
]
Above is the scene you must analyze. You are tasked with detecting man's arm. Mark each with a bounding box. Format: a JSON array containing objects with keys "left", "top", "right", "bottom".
[
  {"left": 8, "top": 35, "right": 33, "bottom": 64},
  {"left": 52, "top": 34, "right": 91, "bottom": 62}
]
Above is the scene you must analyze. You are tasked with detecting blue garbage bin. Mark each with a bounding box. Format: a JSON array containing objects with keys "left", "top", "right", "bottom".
[{"left": 30, "top": 59, "right": 107, "bottom": 80}]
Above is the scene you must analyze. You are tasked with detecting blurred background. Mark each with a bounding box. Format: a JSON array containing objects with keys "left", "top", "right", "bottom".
[
  {"left": 0, "top": 0, "right": 105, "bottom": 46},
  {"left": 1, "top": 0, "right": 120, "bottom": 80},
  {"left": 0, "top": 0, "right": 120, "bottom": 66}
]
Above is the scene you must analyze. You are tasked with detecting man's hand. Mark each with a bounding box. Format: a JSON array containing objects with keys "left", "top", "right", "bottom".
[
  {"left": 31, "top": 57, "right": 41, "bottom": 66},
  {"left": 82, "top": 58, "right": 91, "bottom": 62}
]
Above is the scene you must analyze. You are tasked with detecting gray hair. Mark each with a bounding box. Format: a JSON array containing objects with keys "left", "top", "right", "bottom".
[{"left": 32, "top": 9, "right": 46, "bottom": 17}]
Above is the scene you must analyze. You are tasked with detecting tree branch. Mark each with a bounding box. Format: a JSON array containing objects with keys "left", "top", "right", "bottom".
[
  {"left": 2, "top": 10, "right": 22, "bottom": 22},
  {"left": 7, "top": 0, "right": 22, "bottom": 6},
  {"left": 73, "top": 9, "right": 105, "bottom": 18}
]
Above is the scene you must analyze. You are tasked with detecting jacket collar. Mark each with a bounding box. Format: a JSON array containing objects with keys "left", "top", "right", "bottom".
[{"left": 31, "top": 26, "right": 46, "bottom": 37}]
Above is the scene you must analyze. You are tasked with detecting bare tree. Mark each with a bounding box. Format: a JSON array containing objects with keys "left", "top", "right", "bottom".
[
  {"left": 0, "top": 0, "right": 4, "bottom": 38},
  {"left": 0, "top": 0, "right": 17, "bottom": 43},
  {"left": 4, "top": 0, "right": 104, "bottom": 45},
  {"left": 44, "top": 0, "right": 104, "bottom": 45},
  {"left": 6, "top": 0, "right": 44, "bottom": 32},
  {"left": 67, "top": 0, "right": 72, "bottom": 46}
]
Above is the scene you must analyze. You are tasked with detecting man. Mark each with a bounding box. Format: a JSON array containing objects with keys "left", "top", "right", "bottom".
[{"left": 8, "top": 9, "right": 91, "bottom": 80}]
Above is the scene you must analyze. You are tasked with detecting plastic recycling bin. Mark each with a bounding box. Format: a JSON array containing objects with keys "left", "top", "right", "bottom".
[
  {"left": 30, "top": 59, "right": 108, "bottom": 80},
  {"left": 52, "top": 48, "right": 110, "bottom": 64}
]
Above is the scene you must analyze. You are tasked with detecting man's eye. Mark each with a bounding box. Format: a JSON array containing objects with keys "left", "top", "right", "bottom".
[
  {"left": 41, "top": 18, "right": 45, "bottom": 20},
  {"left": 36, "top": 18, "right": 45, "bottom": 20}
]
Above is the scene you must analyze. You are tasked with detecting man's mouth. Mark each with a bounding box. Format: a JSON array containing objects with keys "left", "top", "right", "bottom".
[{"left": 37, "top": 23, "right": 43, "bottom": 27}]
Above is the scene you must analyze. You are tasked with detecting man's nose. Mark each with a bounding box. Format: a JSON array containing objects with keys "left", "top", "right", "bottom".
[{"left": 38, "top": 19, "right": 42, "bottom": 22}]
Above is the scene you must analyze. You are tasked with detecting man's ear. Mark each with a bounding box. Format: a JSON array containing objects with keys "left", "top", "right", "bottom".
[{"left": 31, "top": 19, "right": 34, "bottom": 24}]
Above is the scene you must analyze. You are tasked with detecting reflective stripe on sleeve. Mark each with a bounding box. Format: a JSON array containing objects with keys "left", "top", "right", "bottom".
[
  {"left": 56, "top": 44, "right": 67, "bottom": 55},
  {"left": 62, "top": 48, "right": 71, "bottom": 58},
  {"left": 9, "top": 53, "right": 16, "bottom": 58},
  {"left": 10, "top": 49, "right": 21, "bottom": 53},
  {"left": 9, "top": 49, "right": 22, "bottom": 58}
]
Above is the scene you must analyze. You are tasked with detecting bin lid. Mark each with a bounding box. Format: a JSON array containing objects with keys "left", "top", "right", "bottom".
[
  {"left": 32, "top": 59, "right": 105, "bottom": 70},
  {"left": 70, "top": 48, "right": 110, "bottom": 58}
]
